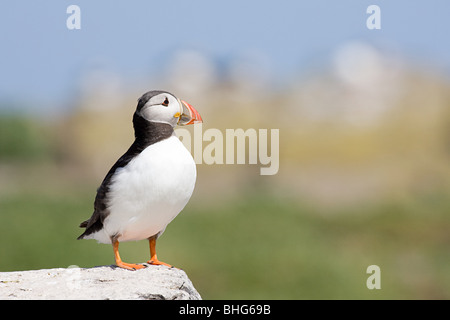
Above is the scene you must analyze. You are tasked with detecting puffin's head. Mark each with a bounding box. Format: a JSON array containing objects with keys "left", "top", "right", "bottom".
[{"left": 136, "top": 90, "right": 202, "bottom": 127}]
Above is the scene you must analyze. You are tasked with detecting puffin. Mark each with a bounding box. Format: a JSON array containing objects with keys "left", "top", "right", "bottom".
[{"left": 77, "top": 90, "right": 202, "bottom": 270}]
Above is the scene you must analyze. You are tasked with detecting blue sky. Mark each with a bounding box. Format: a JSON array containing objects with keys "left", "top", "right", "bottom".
[{"left": 0, "top": 1, "right": 449, "bottom": 112}]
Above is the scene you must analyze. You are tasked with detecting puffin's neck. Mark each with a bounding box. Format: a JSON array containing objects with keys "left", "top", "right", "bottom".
[{"left": 132, "top": 113, "right": 174, "bottom": 148}]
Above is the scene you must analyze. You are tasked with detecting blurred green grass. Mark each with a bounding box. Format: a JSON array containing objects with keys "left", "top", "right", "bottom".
[{"left": 1, "top": 189, "right": 449, "bottom": 299}]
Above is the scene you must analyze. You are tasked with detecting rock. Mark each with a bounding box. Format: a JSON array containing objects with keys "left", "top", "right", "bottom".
[{"left": 0, "top": 265, "right": 201, "bottom": 300}]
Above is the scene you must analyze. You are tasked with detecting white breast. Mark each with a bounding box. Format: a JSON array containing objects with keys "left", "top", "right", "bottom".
[{"left": 95, "top": 135, "right": 196, "bottom": 243}]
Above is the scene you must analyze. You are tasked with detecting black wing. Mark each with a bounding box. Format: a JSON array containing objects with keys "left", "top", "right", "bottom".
[{"left": 77, "top": 145, "right": 142, "bottom": 240}]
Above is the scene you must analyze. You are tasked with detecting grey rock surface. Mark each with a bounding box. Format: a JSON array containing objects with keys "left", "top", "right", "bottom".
[{"left": 0, "top": 265, "right": 201, "bottom": 300}]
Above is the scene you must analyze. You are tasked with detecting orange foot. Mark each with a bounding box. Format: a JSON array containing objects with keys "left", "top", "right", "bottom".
[
  {"left": 113, "top": 240, "right": 146, "bottom": 271},
  {"left": 147, "top": 237, "right": 174, "bottom": 268},
  {"left": 116, "top": 261, "right": 147, "bottom": 271},
  {"left": 147, "top": 259, "right": 173, "bottom": 268}
]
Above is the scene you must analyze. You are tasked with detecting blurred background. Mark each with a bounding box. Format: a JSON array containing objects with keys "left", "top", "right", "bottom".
[{"left": 1, "top": 0, "right": 450, "bottom": 299}]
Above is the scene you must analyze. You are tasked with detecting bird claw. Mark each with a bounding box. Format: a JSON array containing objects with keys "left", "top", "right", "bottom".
[
  {"left": 146, "top": 259, "right": 173, "bottom": 268},
  {"left": 116, "top": 262, "right": 147, "bottom": 271}
]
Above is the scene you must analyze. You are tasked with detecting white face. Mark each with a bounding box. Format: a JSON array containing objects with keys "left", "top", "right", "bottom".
[{"left": 138, "top": 93, "right": 182, "bottom": 127}]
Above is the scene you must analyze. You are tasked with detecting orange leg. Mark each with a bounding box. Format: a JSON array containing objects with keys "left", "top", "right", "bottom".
[
  {"left": 147, "top": 237, "right": 173, "bottom": 268},
  {"left": 113, "top": 240, "right": 146, "bottom": 271}
]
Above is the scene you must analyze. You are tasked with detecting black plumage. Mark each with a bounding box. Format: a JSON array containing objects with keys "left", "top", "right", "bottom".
[{"left": 77, "top": 91, "right": 174, "bottom": 241}]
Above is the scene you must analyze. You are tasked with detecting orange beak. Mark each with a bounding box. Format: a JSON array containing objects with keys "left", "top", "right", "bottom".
[{"left": 177, "top": 100, "right": 203, "bottom": 126}]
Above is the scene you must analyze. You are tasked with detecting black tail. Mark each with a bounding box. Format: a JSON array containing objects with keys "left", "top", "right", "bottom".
[{"left": 77, "top": 218, "right": 103, "bottom": 240}]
